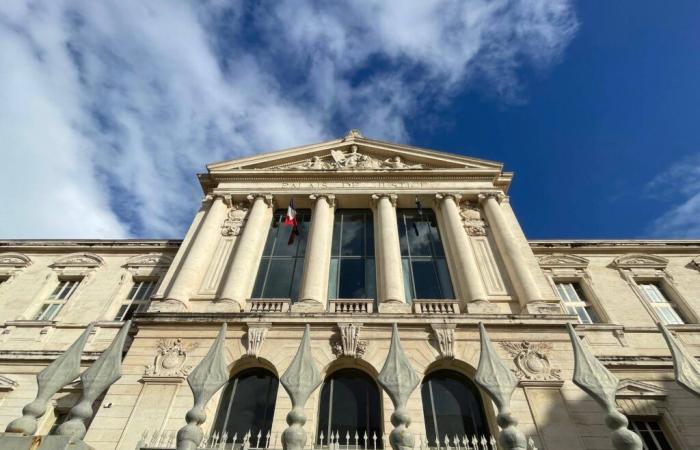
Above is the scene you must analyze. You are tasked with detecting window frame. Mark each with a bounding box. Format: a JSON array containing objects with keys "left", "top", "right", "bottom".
[
  {"left": 328, "top": 209, "right": 376, "bottom": 302},
  {"left": 34, "top": 277, "right": 82, "bottom": 321},
  {"left": 553, "top": 280, "right": 600, "bottom": 324},
  {"left": 114, "top": 278, "right": 158, "bottom": 321},
  {"left": 628, "top": 275, "right": 696, "bottom": 325}
]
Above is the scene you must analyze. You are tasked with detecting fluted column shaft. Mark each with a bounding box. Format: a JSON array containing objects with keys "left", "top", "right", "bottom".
[
  {"left": 479, "top": 193, "right": 542, "bottom": 307},
  {"left": 436, "top": 193, "right": 488, "bottom": 305},
  {"left": 219, "top": 194, "right": 273, "bottom": 311},
  {"left": 166, "top": 195, "right": 228, "bottom": 307},
  {"left": 372, "top": 194, "right": 406, "bottom": 307},
  {"left": 297, "top": 194, "right": 335, "bottom": 308}
]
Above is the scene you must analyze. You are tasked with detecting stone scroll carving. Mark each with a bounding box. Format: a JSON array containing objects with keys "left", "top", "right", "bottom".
[
  {"left": 280, "top": 325, "right": 322, "bottom": 450},
  {"left": 500, "top": 341, "right": 561, "bottom": 382},
  {"left": 221, "top": 202, "right": 249, "bottom": 237},
  {"left": 331, "top": 323, "right": 367, "bottom": 359},
  {"left": 567, "top": 323, "right": 642, "bottom": 450},
  {"left": 177, "top": 324, "right": 229, "bottom": 450},
  {"left": 658, "top": 322, "right": 700, "bottom": 397},
  {"left": 5, "top": 324, "right": 94, "bottom": 436},
  {"left": 474, "top": 323, "right": 526, "bottom": 450},
  {"left": 288, "top": 145, "right": 423, "bottom": 171},
  {"left": 460, "top": 204, "right": 487, "bottom": 236},
  {"left": 58, "top": 321, "right": 132, "bottom": 442},
  {"left": 377, "top": 324, "right": 420, "bottom": 450},
  {"left": 144, "top": 338, "right": 191, "bottom": 378}
]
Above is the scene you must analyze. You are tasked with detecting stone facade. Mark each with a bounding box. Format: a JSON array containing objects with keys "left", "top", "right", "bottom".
[{"left": 1, "top": 132, "right": 699, "bottom": 450}]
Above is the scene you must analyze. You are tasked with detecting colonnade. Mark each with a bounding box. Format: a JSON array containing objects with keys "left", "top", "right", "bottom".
[{"left": 163, "top": 192, "right": 551, "bottom": 313}]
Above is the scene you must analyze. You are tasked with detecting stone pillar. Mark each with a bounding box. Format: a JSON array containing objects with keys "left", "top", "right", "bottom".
[
  {"left": 295, "top": 194, "right": 335, "bottom": 312},
  {"left": 435, "top": 193, "right": 489, "bottom": 312},
  {"left": 372, "top": 194, "right": 409, "bottom": 313},
  {"left": 219, "top": 194, "right": 273, "bottom": 311},
  {"left": 164, "top": 194, "right": 228, "bottom": 310},
  {"left": 478, "top": 193, "right": 543, "bottom": 310}
]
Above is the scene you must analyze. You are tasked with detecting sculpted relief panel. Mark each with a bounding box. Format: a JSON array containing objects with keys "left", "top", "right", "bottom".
[
  {"left": 283, "top": 145, "right": 424, "bottom": 171},
  {"left": 500, "top": 341, "right": 561, "bottom": 382}
]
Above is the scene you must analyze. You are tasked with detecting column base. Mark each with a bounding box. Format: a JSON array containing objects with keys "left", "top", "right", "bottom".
[
  {"left": 466, "top": 300, "right": 500, "bottom": 314},
  {"left": 377, "top": 302, "right": 412, "bottom": 314},
  {"left": 290, "top": 300, "right": 325, "bottom": 313},
  {"left": 523, "top": 301, "right": 563, "bottom": 315},
  {"left": 207, "top": 299, "right": 243, "bottom": 313}
]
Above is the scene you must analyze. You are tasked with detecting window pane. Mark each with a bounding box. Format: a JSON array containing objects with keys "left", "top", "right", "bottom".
[
  {"left": 290, "top": 258, "right": 304, "bottom": 301},
  {"left": 251, "top": 260, "right": 269, "bottom": 298},
  {"left": 328, "top": 258, "right": 339, "bottom": 299},
  {"left": 428, "top": 218, "right": 445, "bottom": 257},
  {"left": 114, "top": 305, "right": 129, "bottom": 321},
  {"left": 402, "top": 258, "right": 413, "bottom": 302},
  {"left": 262, "top": 260, "right": 294, "bottom": 298},
  {"left": 435, "top": 259, "right": 455, "bottom": 299},
  {"left": 341, "top": 213, "right": 364, "bottom": 256},
  {"left": 413, "top": 260, "right": 442, "bottom": 299},
  {"left": 365, "top": 258, "right": 376, "bottom": 300},
  {"left": 406, "top": 220, "right": 432, "bottom": 256},
  {"left": 339, "top": 259, "right": 365, "bottom": 298}
]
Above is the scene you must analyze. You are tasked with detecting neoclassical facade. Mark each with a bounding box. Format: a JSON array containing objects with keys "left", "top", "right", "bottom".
[{"left": 1, "top": 131, "right": 699, "bottom": 450}]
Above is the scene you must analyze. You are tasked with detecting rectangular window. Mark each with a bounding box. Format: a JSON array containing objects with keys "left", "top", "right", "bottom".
[
  {"left": 397, "top": 209, "right": 454, "bottom": 302},
  {"left": 637, "top": 282, "right": 684, "bottom": 325},
  {"left": 252, "top": 209, "right": 310, "bottom": 301},
  {"left": 114, "top": 279, "right": 157, "bottom": 321},
  {"left": 629, "top": 419, "right": 674, "bottom": 450},
  {"left": 555, "top": 282, "right": 599, "bottom": 324},
  {"left": 328, "top": 210, "right": 376, "bottom": 300},
  {"left": 34, "top": 279, "right": 81, "bottom": 321}
]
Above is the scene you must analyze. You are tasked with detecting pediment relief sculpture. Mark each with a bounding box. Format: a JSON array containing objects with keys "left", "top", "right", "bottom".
[
  {"left": 459, "top": 204, "right": 487, "bottom": 236},
  {"left": 538, "top": 253, "right": 589, "bottom": 269},
  {"left": 285, "top": 145, "right": 424, "bottom": 171},
  {"left": 612, "top": 253, "right": 668, "bottom": 269},
  {"left": 144, "top": 338, "right": 193, "bottom": 377},
  {"left": 221, "top": 202, "right": 249, "bottom": 237},
  {"left": 51, "top": 252, "right": 104, "bottom": 268},
  {"left": 0, "top": 252, "right": 32, "bottom": 268},
  {"left": 500, "top": 341, "right": 561, "bottom": 381}
]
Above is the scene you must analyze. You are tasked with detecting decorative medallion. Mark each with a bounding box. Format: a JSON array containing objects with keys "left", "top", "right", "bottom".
[
  {"left": 221, "top": 202, "right": 249, "bottom": 237},
  {"left": 459, "top": 204, "right": 487, "bottom": 236},
  {"left": 331, "top": 323, "right": 367, "bottom": 359},
  {"left": 145, "top": 338, "right": 191, "bottom": 377},
  {"left": 500, "top": 341, "right": 561, "bottom": 381}
]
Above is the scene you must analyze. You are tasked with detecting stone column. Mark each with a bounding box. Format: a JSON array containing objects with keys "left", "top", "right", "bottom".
[
  {"left": 478, "top": 193, "right": 543, "bottom": 310},
  {"left": 164, "top": 194, "right": 228, "bottom": 310},
  {"left": 372, "top": 194, "right": 409, "bottom": 313},
  {"left": 295, "top": 194, "right": 335, "bottom": 312},
  {"left": 435, "top": 193, "right": 489, "bottom": 312},
  {"left": 218, "top": 194, "right": 273, "bottom": 311}
]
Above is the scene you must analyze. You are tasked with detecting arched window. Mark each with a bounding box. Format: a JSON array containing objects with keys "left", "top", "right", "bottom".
[
  {"left": 421, "top": 370, "right": 489, "bottom": 446},
  {"left": 316, "top": 369, "right": 383, "bottom": 448},
  {"left": 212, "top": 368, "right": 279, "bottom": 447}
]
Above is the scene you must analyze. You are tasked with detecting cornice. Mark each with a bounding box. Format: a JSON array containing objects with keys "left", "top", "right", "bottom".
[
  {"left": 0, "top": 240, "right": 182, "bottom": 252},
  {"left": 530, "top": 240, "right": 700, "bottom": 253}
]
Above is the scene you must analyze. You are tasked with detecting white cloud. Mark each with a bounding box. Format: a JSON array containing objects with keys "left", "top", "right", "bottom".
[
  {"left": 0, "top": 0, "right": 577, "bottom": 238},
  {"left": 646, "top": 154, "right": 700, "bottom": 238}
]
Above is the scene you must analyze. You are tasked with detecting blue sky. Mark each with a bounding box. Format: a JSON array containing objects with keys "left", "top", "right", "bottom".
[{"left": 1, "top": 1, "right": 698, "bottom": 239}]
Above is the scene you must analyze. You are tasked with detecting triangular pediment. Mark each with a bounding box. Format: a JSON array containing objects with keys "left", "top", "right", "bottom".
[
  {"left": 207, "top": 130, "right": 505, "bottom": 173},
  {"left": 616, "top": 379, "right": 666, "bottom": 399}
]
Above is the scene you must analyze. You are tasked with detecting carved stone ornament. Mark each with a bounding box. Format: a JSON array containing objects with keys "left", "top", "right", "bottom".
[
  {"left": 474, "top": 323, "right": 526, "bottom": 450},
  {"left": 221, "top": 202, "right": 249, "bottom": 237},
  {"left": 459, "top": 204, "right": 487, "bottom": 236},
  {"left": 246, "top": 325, "right": 269, "bottom": 358},
  {"left": 567, "top": 323, "right": 642, "bottom": 450},
  {"left": 144, "top": 338, "right": 191, "bottom": 377},
  {"left": 612, "top": 253, "right": 668, "bottom": 269},
  {"left": 0, "top": 252, "right": 32, "bottom": 268},
  {"left": 430, "top": 324, "right": 455, "bottom": 359},
  {"left": 331, "top": 323, "right": 367, "bottom": 359},
  {"left": 177, "top": 324, "right": 229, "bottom": 450},
  {"left": 537, "top": 254, "right": 589, "bottom": 269},
  {"left": 500, "top": 341, "right": 561, "bottom": 381},
  {"left": 125, "top": 253, "right": 173, "bottom": 268},
  {"left": 658, "top": 322, "right": 700, "bottom": 397},
  {"left": 5, "top": 324, "right": 93, "bottom": 436},
  {"left": 51, "top": 252, "right": 104, "bottom": 268},
  {"left": 288, "top": 145, "right": 423, "bottom": 171},
  {"left": 378, "top": 324, "right": 420, "bottom": 450}
]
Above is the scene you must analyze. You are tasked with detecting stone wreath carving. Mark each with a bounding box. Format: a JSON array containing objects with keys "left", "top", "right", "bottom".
[
  {"left": 500, "top": 341, "right": 561, "bottom": 381},
  {"left": 144, "top": 338, "right": 192, "bottom": 377},
  {"left": 331, "top": 323, "right": 367, "bottom": 359},
  {"left": 221, "top": 202, "right": 249, "bottom": 237},
  {"left": 459, "top": 204, "right": 487, "bottom": 236}
]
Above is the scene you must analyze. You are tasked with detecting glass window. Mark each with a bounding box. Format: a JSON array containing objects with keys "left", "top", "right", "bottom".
[
  {"left": 638, "top": 283, "right": 685, "bottom": 325},
  {"left": 397, "top": 210, "right": 454, "bottom": 301},
  {"left": 213, "top": 369, "right": 279, "bottom": 447},
  {"left": 34, "top": 279, "right": 81, "bottom": 321},
  {"left": 555, "top": 282, "right": 599, "bottom": 324},
  {"left": 114, "top": 279, "right": 157, "bottom": 321},
  {"left": 421, "top": 370, "right": 490, "bottom": 447},
  {"left": 629, "top": 419, "right": 674, "bottom": 450},
  {"left": 328, "top": 210, "right": 375, "bottom": 300},
  {"left": 316, "top": 369, "right": 383, "bottom": 448},
  {"left": 252, "top": 209, "right": 310, "bottom": 301}
]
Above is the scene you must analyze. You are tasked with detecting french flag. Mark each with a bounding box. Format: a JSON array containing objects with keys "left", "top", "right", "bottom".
[{"left": 284, "top": 198, "right": 300, "bottom": 244}]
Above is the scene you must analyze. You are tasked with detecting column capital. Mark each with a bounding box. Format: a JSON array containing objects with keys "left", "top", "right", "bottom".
[
  {"left": 371, "top": 193, "right": 398, "bottom": 207},
  {"left": 477, "top": 192, "right": 506, "bottom": 204},
  {"left": 246, "top": 193, "right": 274, "bottom": 207},
  {"left": 435, "top": 192, "right": 462, "bottom": 203},
  {"left": 309, "top": 193, "right": 336, "bottom": 208}
]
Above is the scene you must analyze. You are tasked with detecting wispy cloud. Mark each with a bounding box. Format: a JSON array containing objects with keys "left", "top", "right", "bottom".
[
  {"left": 0, "top": 0, "right": 577, "bottom": 238},
  {"left": 646, "top": 154, "right": 700, "bottom": 238}
]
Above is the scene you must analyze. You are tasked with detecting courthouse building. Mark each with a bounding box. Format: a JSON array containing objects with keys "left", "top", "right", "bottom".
[{"left": 0, "top": 131, "right": 699, "bottom": 450}]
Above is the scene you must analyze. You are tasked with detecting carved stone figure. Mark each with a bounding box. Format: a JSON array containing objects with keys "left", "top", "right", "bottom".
[
  {"left": 460, "top": 204, "right": 487, "bottom": 236},
  {"left": 289, "top": 146, "right": 423, "bottom": 171},
  {"left": 500, "top": 341, "right": 561, "bottom": 381},
  {"left": 221, "top": 202, "right": 249, "bottom": 237},
  {"left": 331, "top": 323, "right": 367, "bottom": 359},
  {"left": 144, "top": 338, "right": 191, "bottom": 377},
  {"left": 383, "top": 156, "right": 422, "bottom": 170}
]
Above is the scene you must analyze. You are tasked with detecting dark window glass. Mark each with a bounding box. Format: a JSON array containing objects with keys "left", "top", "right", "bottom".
[
  {"left": 629, "top": 419, "right": 674, "bottom": 450},
  {"left": 252, "top": 209, "right": 310, "bottom": 301},
  {"left": 328, "top": 210, "right": 375, "bottom": 300},
  {"left": 213, "top": 369, "right": 279, "bottom": 447},
  {"left": 316, "top": 369, "right": 383, "bottom": 448},
  {"left": 421, "top": 370, "right": 490, "bottom": 446},
  {"left": 397, "top": 210, "right": 453, "bottom": 301}
]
